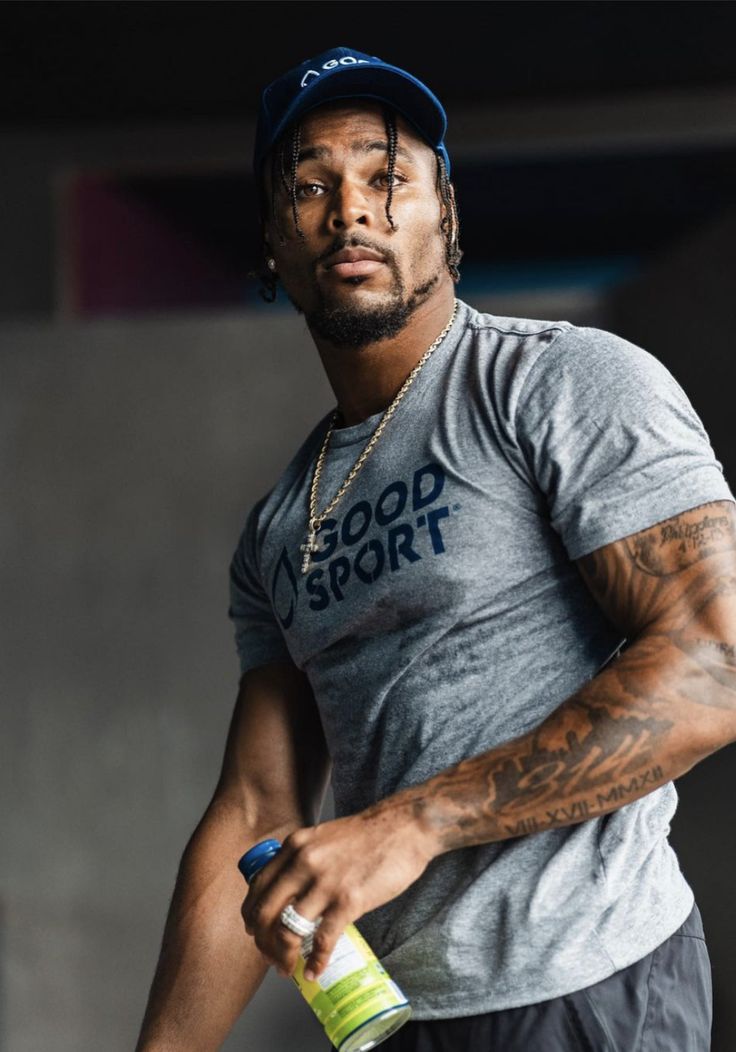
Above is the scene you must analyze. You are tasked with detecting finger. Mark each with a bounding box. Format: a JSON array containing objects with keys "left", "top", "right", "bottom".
[
  {"left": 242, "top": 853, "right": 304, "bottom": 934},
  {"left": 272, "top": 887, "right": 326, "bottom": 977},
  {"left": 303, "top": 902, "right": 353, "bottom": 982},
  {"left": 248, "top": 912, "right": 303, "bottom": 978},
  {"left": 247, "top": 877, "right": 313, "bottom": 948},
  {"left": 241, "top": 869, "right": 264, "bottom": 931},
  {"left": 242, "top": 852, "right": 292, "bottom": 930},
  {"left": 241, "top": 829, "right": 312, "bottom": 929}
]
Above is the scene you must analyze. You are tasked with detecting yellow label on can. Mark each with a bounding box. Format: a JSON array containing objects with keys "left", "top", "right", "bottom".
[{"left": 293, "top": 924, "right": 409, "bottom": 1049}]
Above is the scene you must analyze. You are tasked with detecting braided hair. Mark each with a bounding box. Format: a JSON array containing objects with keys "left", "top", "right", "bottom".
[
  {"left": 255, "top": 107, "right": 462, "bottom": 301},
  {"left": 435, "top": 151, "right": 462, "bottom": 282}
]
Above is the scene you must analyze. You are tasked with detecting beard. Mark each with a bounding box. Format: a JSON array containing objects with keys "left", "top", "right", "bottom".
[
  {"left": 308, "top": 288, "right": 422, "bottom": 348},
  {"left": 287, "top": 236, "right": 442, "bottom": 349}
]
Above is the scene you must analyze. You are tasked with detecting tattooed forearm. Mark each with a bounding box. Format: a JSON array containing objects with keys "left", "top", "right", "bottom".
[
  {"left": 394, "top": 653, "right": 679, "bottom": 852},
  {"left": 380, "top": 502, "right": 736, "bottom": 857},
  {"left": 395, "top": 627, "right": 728, "bottom": 855}
]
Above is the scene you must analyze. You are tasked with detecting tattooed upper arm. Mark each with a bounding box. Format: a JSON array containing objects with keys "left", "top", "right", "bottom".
[{"left": 577, "top": 501, "right": 736, "bottom": 661}]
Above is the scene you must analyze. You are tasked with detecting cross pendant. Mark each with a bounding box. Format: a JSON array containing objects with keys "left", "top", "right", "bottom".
[{"left": 300, "top": 528, "right": 319, "bottom": 575}]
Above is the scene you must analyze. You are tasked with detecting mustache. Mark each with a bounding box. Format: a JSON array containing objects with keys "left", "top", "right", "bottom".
[{"left": 315, "top": 235, "right": 398, "bottom": 270}]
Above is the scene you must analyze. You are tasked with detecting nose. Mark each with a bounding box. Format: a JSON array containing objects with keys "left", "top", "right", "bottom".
[{"left": 327, "top": 179, "right": 372, "bottom": 232}]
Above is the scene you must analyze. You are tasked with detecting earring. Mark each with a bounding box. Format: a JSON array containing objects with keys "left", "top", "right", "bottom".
[{"left": 266, "top": 257, "right": 277, "bottom": 272}]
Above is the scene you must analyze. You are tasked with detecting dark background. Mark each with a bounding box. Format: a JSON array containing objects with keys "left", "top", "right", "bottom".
[{"left": 4, "top": 1, "right": 736, "bottom": 123}]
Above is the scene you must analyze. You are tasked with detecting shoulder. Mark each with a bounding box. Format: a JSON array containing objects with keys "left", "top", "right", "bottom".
[
  {"left": 458, "top": 300, "right": 683, "bottom": 413},
  {"left": 455, "top": 302, "right": 698, "bottom": 442},
  {"left": 461, "top": 301, "right": 667, "bottom": 387},
  {"left": 463, "top": 302, "right": 571, "bottom": 343},
  {"left": 458, "top": 300, "right": 573, "bottom": 393},
  {"left": 462, "top": 301, "right": 572, "bottom": 362},
  {"left": 456, "top": 301, "right": 576, "bottom": 429},
  {"left": 520, "top": 323, "right": 677, "bottom": 392},
  {"left": 515, "top": 323, "right": 692, "bottom": 432}
]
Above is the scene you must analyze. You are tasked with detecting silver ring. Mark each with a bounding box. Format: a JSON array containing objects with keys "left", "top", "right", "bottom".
[{"left": 280, "top": 903, "right": 319, "bottom": 937}]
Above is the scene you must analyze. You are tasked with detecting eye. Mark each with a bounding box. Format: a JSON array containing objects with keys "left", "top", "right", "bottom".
[
  {"left": 296, "top": 182, "right": 326, "bottom": 199},
  {"left": 373, "top": 171, "right": 407, "bottom": 190}
]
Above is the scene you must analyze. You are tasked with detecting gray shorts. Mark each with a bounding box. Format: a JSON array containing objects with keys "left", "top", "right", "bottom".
[{"left": 381, "top": 905, "right": 712, "bottom": 1052}]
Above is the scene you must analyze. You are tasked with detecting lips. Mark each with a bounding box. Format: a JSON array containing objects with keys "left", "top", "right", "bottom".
[{"left": 323, "top": 247, "right": 386, "bottom": 279}]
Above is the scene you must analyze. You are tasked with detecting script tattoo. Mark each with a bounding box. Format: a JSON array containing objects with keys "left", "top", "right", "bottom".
[
  {"left": 503, "top": 765, "right": 664, "bottom": 837},
  {"left": 627, "top": 508, "right": 735, "bottom": 577}
]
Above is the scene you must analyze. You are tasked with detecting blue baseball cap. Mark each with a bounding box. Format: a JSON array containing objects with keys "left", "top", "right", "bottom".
[{"left": 254, "top": 46, "right": 450, "bottom": 177}]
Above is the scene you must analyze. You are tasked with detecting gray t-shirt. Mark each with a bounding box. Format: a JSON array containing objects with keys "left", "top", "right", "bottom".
[{"left": 229, "top": 299, "right": 733, "bottom": 1016}]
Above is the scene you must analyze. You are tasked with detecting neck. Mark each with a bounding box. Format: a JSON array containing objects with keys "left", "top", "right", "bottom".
[{"left": 309, "top": 285, "right": 457, "bottom": 428}]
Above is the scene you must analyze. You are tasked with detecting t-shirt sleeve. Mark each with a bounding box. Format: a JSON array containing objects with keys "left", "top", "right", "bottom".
[
  {"left": 515, "top": 325, "right": 735, "bottom": 560},
  {"left": 228, "top": 497, "right": 292, "bottom": 675}
]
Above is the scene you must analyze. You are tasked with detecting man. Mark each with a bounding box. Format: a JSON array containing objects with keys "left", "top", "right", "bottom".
[{"left": 136, "top": 48, "right": 736, "bottom": 1051}]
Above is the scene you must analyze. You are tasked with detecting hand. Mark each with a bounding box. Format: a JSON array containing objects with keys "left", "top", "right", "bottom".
[{"left": 241, "top": 802, "right": 435, "bottom": 981}]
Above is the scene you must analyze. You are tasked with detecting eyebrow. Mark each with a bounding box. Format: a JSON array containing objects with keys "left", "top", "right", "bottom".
[{"left": 297, "top": 139, "right": 417, "bottom": 164}]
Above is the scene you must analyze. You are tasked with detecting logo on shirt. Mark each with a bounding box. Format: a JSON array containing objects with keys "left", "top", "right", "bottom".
[{"left": 270, "top": 461, "right": 454, "bottom": 627}]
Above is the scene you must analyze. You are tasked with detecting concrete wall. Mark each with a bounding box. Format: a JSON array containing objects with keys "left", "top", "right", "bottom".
[
  {"left": 3, "top": 292, "right": 736, "bottom": 1050},
  {"left": 1, "top": 309, "right": 334, "bottom": 1052}
]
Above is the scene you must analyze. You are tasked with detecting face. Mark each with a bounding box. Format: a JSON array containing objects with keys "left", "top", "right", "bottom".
[{"left": 263, "top": 101, "right": 452, "bottom": 347}]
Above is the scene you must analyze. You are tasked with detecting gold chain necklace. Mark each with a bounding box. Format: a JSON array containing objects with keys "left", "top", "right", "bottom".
[{"left": 300, "top": 300, "right": 458, "bottom": 574}]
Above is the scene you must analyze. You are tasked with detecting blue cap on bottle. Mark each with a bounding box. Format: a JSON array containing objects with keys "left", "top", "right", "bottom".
[{"left": 238, "top": 838, "right": 282, "bottom": 884}]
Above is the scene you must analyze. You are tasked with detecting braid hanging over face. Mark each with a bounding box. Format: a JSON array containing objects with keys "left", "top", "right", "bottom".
[
  {"left": 255, "top": 107, "right": 463, "bottom": 300},
  {"left": 383, "top": 107, "right": 398, "bottom": 231}
]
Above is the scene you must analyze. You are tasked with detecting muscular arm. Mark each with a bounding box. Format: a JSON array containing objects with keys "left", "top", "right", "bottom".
[
  {"left": 390, "top": 500, "right": 736, "bottom": 848},
  {"left": 135, "top": 661, "right": 330, "bottom": 1052},
  {"left": 243, "top": 501, "right": 736, "bottom": 982}
]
